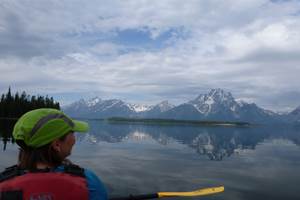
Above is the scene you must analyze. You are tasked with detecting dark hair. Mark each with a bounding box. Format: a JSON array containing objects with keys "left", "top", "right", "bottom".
[{"left": 17, "top": 134, "right": 70, "bottom": 170}]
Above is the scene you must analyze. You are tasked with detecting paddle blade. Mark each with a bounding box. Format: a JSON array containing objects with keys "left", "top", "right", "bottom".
[{"left": 158, "top": 186, "right": 224, "bottom": 198}]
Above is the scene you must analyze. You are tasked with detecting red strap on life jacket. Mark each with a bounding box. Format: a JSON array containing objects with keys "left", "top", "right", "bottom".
[{"left": 0, "top": 169, "right": 89, "bottom": 200}]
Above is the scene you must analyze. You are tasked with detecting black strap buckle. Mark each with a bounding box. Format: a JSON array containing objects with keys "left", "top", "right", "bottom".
[
  {"left": 1, "top": 190, "right": 23, "bottom": 200},
  {"left": 64, "top": 164, "right": 85, "bottom": 177},
  {"left": 0, "top": 165, "right": 23, "bottom": 182}
]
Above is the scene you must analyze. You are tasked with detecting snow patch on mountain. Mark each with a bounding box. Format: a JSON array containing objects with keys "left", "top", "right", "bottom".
[
  {"left": 236, "top": 100, "right": 247, "bottom": 107},
  {"left": 128, "top": 103, "right": 153, "bottom": 112},
  {"left": 155, "top": 100, "right": 175, "bottom": 112},
  {"left": 102, "top": 99, "right": 123, "bottom": 111},
  {"left": 87, "top": 97, "right": 101, "bottom": 107}
]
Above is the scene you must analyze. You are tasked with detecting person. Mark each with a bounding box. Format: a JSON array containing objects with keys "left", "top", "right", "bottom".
[{"left": 0, "top": 108, "right": 108, "bottom": 200}]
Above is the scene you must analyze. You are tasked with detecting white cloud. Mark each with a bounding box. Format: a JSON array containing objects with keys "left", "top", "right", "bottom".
[{"left": 1, "top": 0, "right": 300, "bottom": 111}]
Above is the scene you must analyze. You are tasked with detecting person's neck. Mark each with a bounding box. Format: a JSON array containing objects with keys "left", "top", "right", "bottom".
[{"left": 36, "top": 162, "right": 54, "bottom": 169}]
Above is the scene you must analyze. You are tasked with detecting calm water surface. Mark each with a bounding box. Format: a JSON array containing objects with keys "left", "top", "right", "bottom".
[{"left": 1, "top": 120, "right": 300, "bottom": 200}]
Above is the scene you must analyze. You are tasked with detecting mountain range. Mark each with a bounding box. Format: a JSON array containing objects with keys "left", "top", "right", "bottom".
[{"left": 63, "top": 88, "right": 300, "bottom": 124}]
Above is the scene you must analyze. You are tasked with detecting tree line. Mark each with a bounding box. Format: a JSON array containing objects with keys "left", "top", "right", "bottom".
[{"left": 0, "top": 87, "right": 60, "bottom": 119}]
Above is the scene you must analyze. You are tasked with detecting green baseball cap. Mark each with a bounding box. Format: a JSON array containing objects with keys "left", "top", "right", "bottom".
[{"left": 13, "top": 108, "right": 89, "bottom": 148}]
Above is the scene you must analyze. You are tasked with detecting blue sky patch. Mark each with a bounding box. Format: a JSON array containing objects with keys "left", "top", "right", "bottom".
[{"left": 112, "top": 27, "right": 187, "bottom": 50}]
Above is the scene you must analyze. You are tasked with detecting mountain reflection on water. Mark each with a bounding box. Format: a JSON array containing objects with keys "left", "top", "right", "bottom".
[
  {"left": 71, "top": 120, "right": 300, "bottom": 161},
  {"left": 1, "top": 119, "right": 300, "bottom": 200},
  {"left": 1, "top": 119, "right": 300, "bottom": 161}
]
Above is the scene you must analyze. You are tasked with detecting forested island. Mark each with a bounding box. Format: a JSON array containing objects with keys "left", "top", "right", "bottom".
[{"left": 107, "top": 117, "right": 251, "bottom": 127}]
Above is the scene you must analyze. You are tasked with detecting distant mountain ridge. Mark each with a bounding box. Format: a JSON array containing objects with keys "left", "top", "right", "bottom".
[
  {"left": 159, "top": 89, "right": 279, "bottom": 123},
  {"left": 287, "top": 106, "right": 300, "bottom": 123},
  {"left": 63, "top": 88, "right": 300, "bottom": 124}
]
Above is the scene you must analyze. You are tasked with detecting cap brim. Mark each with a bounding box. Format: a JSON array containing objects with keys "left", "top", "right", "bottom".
[{"left": 72, "top": 120, "right": 89, "bottom": 133}]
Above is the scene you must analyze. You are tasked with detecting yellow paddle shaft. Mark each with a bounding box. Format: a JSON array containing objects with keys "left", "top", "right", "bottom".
[{"left": 158, "top": 186, "right": 224, "bottom": 198}]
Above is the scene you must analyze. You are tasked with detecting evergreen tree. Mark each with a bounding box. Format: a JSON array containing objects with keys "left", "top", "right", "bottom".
[
  {"left": 0, "top": 88, "right": 60, "bottom": 118},
  {"left": 0, "top": 87, "right": 61, "bottom": 141}
]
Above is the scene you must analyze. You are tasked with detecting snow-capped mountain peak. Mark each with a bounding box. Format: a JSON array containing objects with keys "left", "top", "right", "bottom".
[
  {"left": 87, "top": 97, "right": 102, "bottom": 107},
  {"left": 236, "top": 100, "right": 247, "bottom": 107},
  {"left": 208, "top": 88, "right": 233, "bottom": 100},
  {"left": 189, "top": 88, "right": 236, "bottom": 115},
  {"left": 128, "top": 103, "right": 153, "bottom": 112},
  {"left": 155, "top": 100, "right": 175, "bottom": 112}
]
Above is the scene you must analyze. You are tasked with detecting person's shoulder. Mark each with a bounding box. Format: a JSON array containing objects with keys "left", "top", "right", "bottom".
[
  {"left": 55, "top": 164, "right": 108, "bottom": 200},
  {"left": 83, "top": 168, "right": 105, "bottom": 187},
  {"left": 83, "top": 168, "right": 108, "bottom": 200},
  {"left": 54, "top": 164, "right": 96, "bottom": 178},
  {"left": 84, "top": 168, "right": 98, "bottom": 177}
]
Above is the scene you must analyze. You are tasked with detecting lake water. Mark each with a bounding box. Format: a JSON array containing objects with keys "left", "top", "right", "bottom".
[{"left": 1, "top": 120, "right": 300, "bottom": 200}]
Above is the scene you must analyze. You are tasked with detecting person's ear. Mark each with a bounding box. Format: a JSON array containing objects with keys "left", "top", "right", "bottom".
[{"left": 51, "top": 139, "right": 62, "bottom": 152}]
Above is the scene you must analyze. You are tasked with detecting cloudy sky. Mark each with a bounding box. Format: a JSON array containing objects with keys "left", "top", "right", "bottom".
[{"left": 1, "top": 0, "right": 300, "bottom": 112}]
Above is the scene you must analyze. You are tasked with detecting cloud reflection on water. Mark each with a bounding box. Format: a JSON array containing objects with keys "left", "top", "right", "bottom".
[{"left": 1, "top": 120, "right": 300, "bottom": 199}]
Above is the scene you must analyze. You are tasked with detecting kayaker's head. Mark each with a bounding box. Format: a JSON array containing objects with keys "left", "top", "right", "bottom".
[{"left": 13, "top": 108, "right": 89, "bottom": 170}]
